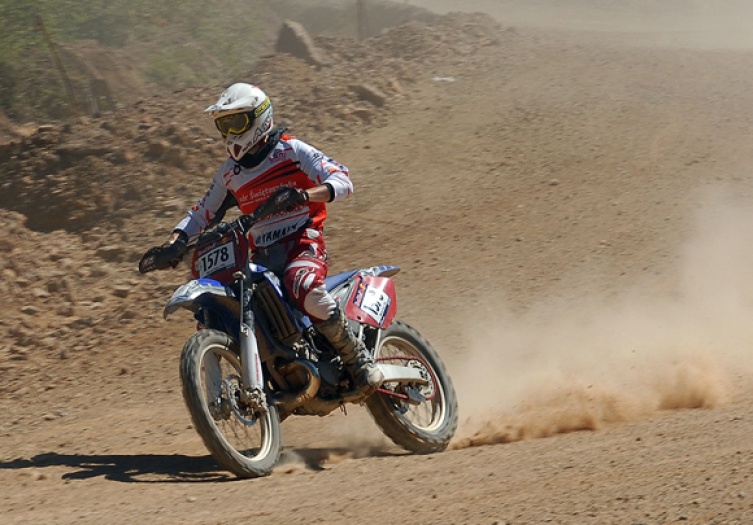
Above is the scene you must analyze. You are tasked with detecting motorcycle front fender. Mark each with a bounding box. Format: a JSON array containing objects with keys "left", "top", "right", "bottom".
[{"left": 163, "top": 278, "right": 239, "bottom": 319}]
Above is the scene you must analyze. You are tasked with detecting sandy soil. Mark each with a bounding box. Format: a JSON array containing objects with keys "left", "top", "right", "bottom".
[{"left": 3, "top": 2, "right": 753, "bottom": 524}]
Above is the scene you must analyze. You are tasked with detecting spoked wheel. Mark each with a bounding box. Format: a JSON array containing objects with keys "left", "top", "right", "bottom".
[
  {"left": 366, "top": 321, "right": 458, "bottom": 453},
  {"left": 180, "top": 329, "right": 281, "bottom": 478}
]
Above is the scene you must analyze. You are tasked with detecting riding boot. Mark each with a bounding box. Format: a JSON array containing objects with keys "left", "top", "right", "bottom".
[{"left": 313, "top": 307, "right": 384, "bottom": 390}]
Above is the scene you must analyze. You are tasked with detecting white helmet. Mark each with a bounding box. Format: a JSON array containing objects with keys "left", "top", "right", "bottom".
[{"left": 205, "top": 83, "right": 274, "bottom": 161}]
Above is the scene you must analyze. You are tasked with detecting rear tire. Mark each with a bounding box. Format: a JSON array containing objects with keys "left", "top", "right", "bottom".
[
  {"left": 366, "top": 321, "right": 458, "bottom": 453},
  {"left": 180, "top": 329, "right": 281, "bottom": 478}
]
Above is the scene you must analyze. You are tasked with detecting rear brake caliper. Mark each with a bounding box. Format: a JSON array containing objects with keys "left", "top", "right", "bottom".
[{"left": 403, "top": 385, "right": 427, "bottom": 405}]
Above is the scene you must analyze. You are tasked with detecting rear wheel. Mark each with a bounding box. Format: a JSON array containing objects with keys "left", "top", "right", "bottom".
[
  {"left": 366, "top": 321, "right": 458, "bottom": 453},
  {"left": 180, "top": 329, "right": 281, "bottom": 478}
]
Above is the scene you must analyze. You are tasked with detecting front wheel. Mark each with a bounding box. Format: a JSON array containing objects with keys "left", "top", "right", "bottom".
[
  {"left": 180, "top": 329, "right": 281, "bottom": 478},
  {"left": 366, "top": 321, "right": 458, "bottom": 454}
]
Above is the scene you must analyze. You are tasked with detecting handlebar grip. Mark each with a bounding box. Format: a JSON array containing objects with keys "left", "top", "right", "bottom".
[
  {"left": 237, "top": 214, "right": 256, "bottom": 233},
  {"left": 195, "top": 229, "right": 223, "bottom": 246}
]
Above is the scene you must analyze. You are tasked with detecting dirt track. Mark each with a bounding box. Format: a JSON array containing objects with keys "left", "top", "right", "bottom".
[{"left": 4, "top": 2, "right": 753, "bottom": 524}]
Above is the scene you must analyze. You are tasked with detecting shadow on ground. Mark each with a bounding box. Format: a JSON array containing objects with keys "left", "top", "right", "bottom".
[
  {"left": 0, "top": 446, "right": 399, "bottom": 482},
  {"left": 0, "top": 453, "right": 232, "bottom": 483}
]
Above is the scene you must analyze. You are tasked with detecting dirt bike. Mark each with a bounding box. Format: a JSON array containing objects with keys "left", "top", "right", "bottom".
[{"left": 138, "top": 212, "right": 458, "bottom": 478}]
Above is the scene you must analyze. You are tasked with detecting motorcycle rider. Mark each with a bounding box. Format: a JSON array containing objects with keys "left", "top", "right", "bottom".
[{"left": 140, "top": 82, "right": 383, "bottom": 391}]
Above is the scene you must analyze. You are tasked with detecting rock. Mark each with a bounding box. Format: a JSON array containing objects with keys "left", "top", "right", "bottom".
[
  {"left": 146, "top": 140, "right": 170, "bottom": 158},
  {"left": 351, "top": 84, "right": 389, "bottom": 107},
  {"left": 275, "top": 20, "right": 330, "bottom": 67},
  {"left": 120, "top": 310, "right": 138, "bottom": 320},
  {"left": 108, "top": 147, "right": 136, "bottom": 164},
  {"left": 113, "top": 285, "right": 131, "bottom": 298},
  {"left": 55, "top": 142, "right": 111, "bottom": 159},
  {"left": 97, "top": 245, "right": 126, "bottom": 262},
  {"left": 351, "top": 107, "right": 375, "bottom": 123},
  {"left": 31, "top": 287, "right": 50, "bottom": 299},
  {"left": 388, "top": 78, "right": 405, "bottom": 95},
  {"left": 57, "top": 303, "right": 76, "bottom": 317},
  {"left": 37, "top": 124, "right": 55, "bottom": 133}
]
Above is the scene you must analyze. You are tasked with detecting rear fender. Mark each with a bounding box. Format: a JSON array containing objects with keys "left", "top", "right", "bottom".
[
  {"left": 325, "top": 265, "right": 400, "bottom": 292},
  {"left": 343, "top": 274, "right": 398, "bottom": 329},
  {"left": 328, "top": 266, "right": 400, "bottom": 329}
]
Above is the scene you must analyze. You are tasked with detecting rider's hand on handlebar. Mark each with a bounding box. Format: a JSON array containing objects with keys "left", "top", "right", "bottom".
[
  {"left": 138, "top": 236, "right": 188, "bottom": 274},
  {"left": 274, "top": 187, "right": 310, "bottom": 210},
  {"left": 214, "top": 221, "right": 234, "bottom": 235},
  {"left": 250, "top": 187, "right": 309, "bottom": 223}
]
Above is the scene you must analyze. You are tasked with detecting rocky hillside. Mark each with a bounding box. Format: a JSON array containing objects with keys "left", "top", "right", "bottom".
[
  {"left": 0, "top": 11, "right": 503, "bottom": 395},
  {"left": 0, "top": 0, "right": 440, "bottom": 127}
]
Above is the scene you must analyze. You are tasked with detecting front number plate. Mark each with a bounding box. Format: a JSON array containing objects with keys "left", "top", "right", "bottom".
[{"left": 196, "top": 241, "right": 236, "bottom": 278}]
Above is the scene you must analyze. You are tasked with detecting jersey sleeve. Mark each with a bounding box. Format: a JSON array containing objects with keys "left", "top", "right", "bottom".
[
  {"left": 292, "top": 139, "right": 353, "bottom": 201},
  {"left": 174, "top": 164, "right": 230, "bottom": 238}
]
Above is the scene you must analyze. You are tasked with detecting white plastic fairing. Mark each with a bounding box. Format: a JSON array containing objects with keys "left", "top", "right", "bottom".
[{"left": 163, "top": 279, "right": 236, "bottom": 319}]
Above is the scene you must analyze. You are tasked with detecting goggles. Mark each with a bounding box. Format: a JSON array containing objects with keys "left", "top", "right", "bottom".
[{"left": 214, "top": 112, "right": 254, "bottom": 138}]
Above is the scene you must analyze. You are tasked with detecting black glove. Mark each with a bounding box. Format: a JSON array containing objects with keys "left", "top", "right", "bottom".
[
  {"left": 213, "top": 221, "right": 234, "bottom": 235},
  {"left": 237, "top": 214, "right": 255, "bottom": 233},
  {"left": 138, "top": 236, "right": 188, "bottom": 274},
  {"left": 253, "top": 187, "right": 309, "bottom": 222}
]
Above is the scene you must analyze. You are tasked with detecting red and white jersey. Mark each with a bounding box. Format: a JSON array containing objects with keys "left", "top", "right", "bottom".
[{"left": 175, "top": 135, "right": 353, "bottom": 248}]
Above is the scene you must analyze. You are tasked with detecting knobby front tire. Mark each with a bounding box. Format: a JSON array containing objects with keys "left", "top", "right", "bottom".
[{"left": 180, "top": 329, "right": 281, "bottom": 478}]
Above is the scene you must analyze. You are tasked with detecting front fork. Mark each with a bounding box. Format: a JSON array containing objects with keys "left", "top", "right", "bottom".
[{"left": 237, "top": 273, "right": 268, "bottom": 413}]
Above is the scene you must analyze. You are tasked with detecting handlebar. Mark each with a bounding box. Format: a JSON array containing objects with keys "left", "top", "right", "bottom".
[
  {"left": 193, "top": 213, "right": 256, "bottom": 250},
  {"left": 139, "top": 186, "right": 297, "bottom": 275},
  {"left": 139, "top": 214, "right": 257, "bottom": 275}
]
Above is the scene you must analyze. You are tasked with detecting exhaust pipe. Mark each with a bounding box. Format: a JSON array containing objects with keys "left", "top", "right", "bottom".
[{"left": 273, "top": 360, "right": 321, "bottom": 411}]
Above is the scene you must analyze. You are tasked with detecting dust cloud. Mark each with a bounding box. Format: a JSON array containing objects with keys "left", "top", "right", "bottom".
[
  {"left": 408, "top": 0, "right": 753, "bottom": 49},
  {"left": 277, "top": 441, "right": 389, "bottom": 473},
  {"left": 450, "top": 194, "right": 753, "bottom": 449}
]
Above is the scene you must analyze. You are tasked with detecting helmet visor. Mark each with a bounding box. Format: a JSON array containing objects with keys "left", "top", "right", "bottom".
[{"left": 214, "top": 112, "right": 254, "bottom": 137}]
